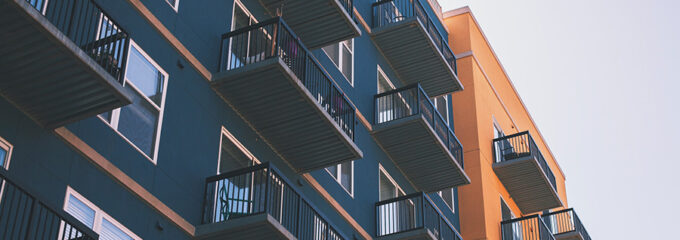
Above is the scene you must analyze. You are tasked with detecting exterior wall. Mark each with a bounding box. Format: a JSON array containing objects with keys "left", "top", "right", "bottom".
[
  {"left": 0, "top": 0, "right": 460, "bottom": 239},
  {"left": 445, "top": 8, "right": 568, "bottom": 240}
]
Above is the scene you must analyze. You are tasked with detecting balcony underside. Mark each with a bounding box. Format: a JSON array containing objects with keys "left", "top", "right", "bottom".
[
  {"left": 373, "top": 115, "right": 469, "bottom": 192},
  {"left": 377, "top": 228, "right": 436, "bottom": 240},
  {"left": 212, "top": 58, "right": 362, "bottom": 173},
  {"left": 196, "top": 214, "right": 294, "bottom": 240},
  {"left": 0, "top": 0, "right": 132, "bottom": 129},
  {"left": 555, "top": 231, "right": 584, "bottom": 240},
  {"left": 493, "top": 155, "right": 562, "bottom": 213},
  {"left": 371, "top": 18, "right": 462, "bottom": 97},
  {"left": 260, "top": 0, "right": 360, "bottom": 49}
]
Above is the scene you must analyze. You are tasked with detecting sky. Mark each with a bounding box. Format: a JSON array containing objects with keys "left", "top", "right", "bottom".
[{"left": 440, "top": 0, "right": 680, "bottom": 239}]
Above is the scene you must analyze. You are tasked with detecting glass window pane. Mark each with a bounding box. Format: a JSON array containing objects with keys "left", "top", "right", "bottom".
[
  {"left": 66, "top": 195, "right": 96, "bottom": 229},
  {"left": 100, "top": 218, "right": 134, "bottom": 240},
  {"left": 117, "top": 88, "right": 160, "bottom": 157},
  {"left": 340, "top": 162, "right": 351, "bottom": 191},
  {"left": 126, "top": 47, "right": 164, "bottom": 106},
  {"left": 442, "top": 188, "right": 454, "bottom": 211},
  {"left": 379, "top": 172, "right": 396, "bottom": 201},
  {"left": 326, "top": 165, "right": 338, "bottom": 179},
  {"left": 323, "top": 44, "right": 340, "bottom": 67},
  {"left": 341, "top": 45, "right": 352, "bottom": 81},
  {"left": 0, "top": 148, "right": 6, "bottom": 168}
]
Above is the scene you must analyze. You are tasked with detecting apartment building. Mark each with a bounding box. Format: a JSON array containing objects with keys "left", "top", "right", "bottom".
[
  {"left": 0, "top": 0, "right": 470, "bottom": 239},
  {"left": 444, "top": 7, "right": 591, "bottom": 240}
]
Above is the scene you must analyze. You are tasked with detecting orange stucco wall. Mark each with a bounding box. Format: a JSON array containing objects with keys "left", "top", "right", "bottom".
[{"left": 444, "top": 8, "right": 568, "bottom": 240}]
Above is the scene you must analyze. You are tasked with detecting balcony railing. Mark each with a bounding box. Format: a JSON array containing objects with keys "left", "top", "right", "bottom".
[
  {"left": 376, "top": 192, "right": 462, "bottom": 240},
  {"left": 24, "top": 0, "right": 130, "bottom": 83},
  {"left": 0, "top": 168, "right": 99, "bottom": 240},
  {"left": 542, "top": 209, "right": 591, "bottom": 240},
  {"left": 372, "top": 0, "right": 457, "bottom": 74},
  {"left": 218, "top": 17, "right": 355, "bottom": 140},
  {"left": 375, "top": 84, "right": 463, "bottom": 166},
  {"left": 202, "top": 162, "right": 344, "bottom": 240},
  {"left": 493, "top": 131, "right": 556, "bottom": 190},
  {"left": 501, "top": 215, "right": 555, "bottom": 240}
]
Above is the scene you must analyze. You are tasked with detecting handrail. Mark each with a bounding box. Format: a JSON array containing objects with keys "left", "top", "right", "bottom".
[
  {"left": 493, "top": 131, "right": 556, "bottom": 190},
  {"left": 374, "top": 83, "right": 464, "bottom": 166},
  {"left": 217, "top": 17, "right": 356, "bottom": 140},
  {"left": 0, "top": 168, "right": 100, "bottom": 239},
  {"left": 24, "top": 0, "right": 131, "bottom": 83},
  {"left": 501, "top": 214, "right": 555, "bottom": 240},
  {"left": 542, "top": 209, "right": 591, "bottom": 240},
  {"left": 202, "top": 162, "right": 345, "bottom": 240},
  {"left": 371, "top": 0, "right": 457, "bottom": 74},
  {"left": 376, "top": 192, "right": 463, "bottom": 240}
]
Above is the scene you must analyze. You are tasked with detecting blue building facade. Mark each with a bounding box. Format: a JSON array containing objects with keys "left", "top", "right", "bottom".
[{"left": 0, "top": 0, "right": 466, "bottom": 239}]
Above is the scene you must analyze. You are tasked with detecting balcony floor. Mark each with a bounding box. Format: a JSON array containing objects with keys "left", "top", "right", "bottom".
[
  {"left": 377, "top": 228, "right": 436, "bottom": 240},
  {"left": 493, "top": 155, "right": 563, "bottom": 213},
  {"left": 0, "top": 0, "right": 132, "bottom": 128},
  {"left": 212, "top": 58, "right": 362, "bottom": 173},
  {"left": 373, "top": 115, "right": 469, "bottom": 192},
  {"left": 555, "top": 231, "right": 584, "bottom": 240},
  {"left": 196, "top": 214, "right": 294, "bottom": 240},
  {"left": 260, "top": 0, "right": 360, "bottom": 49},
  {"left": 371, "top": 18, "right": 462, "bottom": 97}
]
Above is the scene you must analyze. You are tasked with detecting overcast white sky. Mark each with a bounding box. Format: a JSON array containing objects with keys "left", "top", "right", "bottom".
[{"left": 440, "top": 0, "right": 680, "bottom": 239}]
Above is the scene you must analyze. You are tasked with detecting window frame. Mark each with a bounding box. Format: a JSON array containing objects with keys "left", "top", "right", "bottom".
[
  {"left": 165, "top": 0, "right": 179, "bottom": 12},
  {"left": 325, "top": 161, "right": 354, "bottom": 197},
  {"left": 0, "top": 136, "right": 13, "bottom": 170},
  {"left": 63, "top": 187, "right": 142, "bottom": 240},
  {"left": 216, "top": 126, "right": 261, "bottom": 174},
  {"left": 378, "top": 164, "right": 405, "bottom": 200},
  {"left": 97, "top": 39, "right": 169, "bottom": 164},
  {"left": 438, "top": 188, "right": 455, "bottom": 213},
  {"left": 322, "top": 39, "right": 354, "bottom": 86},
  {"left": 431, "top": 95, "right": 450, "bottom": 124}
]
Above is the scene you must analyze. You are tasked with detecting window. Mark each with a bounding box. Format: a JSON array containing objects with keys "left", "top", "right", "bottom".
[
  {"left": 377, "top": 166, "right": 409, "bottom": 236},
  {"left": 325, "top": 161, "right": 353, "bottom": 196},
  {"left": 322, "top": 39, "right": 354, "bottom": 85},
  {"left": 100, "top": 41, "right": 168, "bottom": 163},
  {"left": 64, "top": 187, "right": 141, "bottom": 240},
  {"left": 165, "top": 0, "right": 179, "bottom": 12},
  {"left": 493, "top": 121, "right": 505, "bottom": 163},
  {"left": 0, "top": 136, "right": 12, "bottom": 170},
  {"left": 431, "top": 95, "right": 449, "bottom": 124},
  {"left": 378, "top": 166, "right": 404, "bottom": 201},
  {"left": 377, "top": 66, "right": 399, "bottom": 123},
  {"left": 217, "top": 127, "right": 260, "bottom": 174},
  {"left": 438, "top": 188, "right": 455, "bottom": 213}
]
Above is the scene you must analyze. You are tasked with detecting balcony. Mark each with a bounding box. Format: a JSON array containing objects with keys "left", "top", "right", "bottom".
[
  {"left": 259, "top": 0, "right": 360, "bottom": 49},
  {"left": 0, "top": 0, "right": 133, "bottom": 128},
  {"left": 0, "top": 168, "right": 99, "bottom": 239},
  {"left": 493, "top": 131, "right": 562, "bottom": 213},
  {"left": 372, "top": 84, "right": 469, "bottom": 192},
  {"left": 542, "top": 209, "right": 591, "bottom": 240},
  {"left": 211, "top": 17, "right": 362, "bottom": 173},
  {"left": 501, "top": 215, "right": 555, "bottom": 240},
  {"left": 376, "top": 192, "right": 463, "bottom": 240},
  {"left": 370, "top": 0, "right": 462, "bottom": 97},
  {"left": 197, "top": 163, "right": 344, "bottom": 240}
]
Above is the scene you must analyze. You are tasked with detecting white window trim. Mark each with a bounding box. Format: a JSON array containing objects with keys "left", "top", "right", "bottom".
[
  {"left": 438, "top": 189, "right": 455, "bottom": 213},
  {"left": 216, "top": 126, "right": 261, "bottom": 174},
  {"left": 63, "top": 187, "right": 142, "bottom": 240},
  {"left": 0, "top": 136, "right": 13, "bottom": 170},
  {"left": 165, "top": 0, "right": 179, "bottom": 12},
  {"left": 432, "top": 95, "right": 449, "bottom": 124},
  {"left": 325, "top": 161, "right": 354, "bottom": 197},
  {"left": 378, "top": 164, "right": 405, "bottom": 200},
  {"left": 97, "top": 40, "right": 169, "bottom": 165},
  {"left": 322, "top": 39, "right": 354, "bottom": 86},
  {"left": 377, "top": 65, "right": 397, "bottom": 93}
]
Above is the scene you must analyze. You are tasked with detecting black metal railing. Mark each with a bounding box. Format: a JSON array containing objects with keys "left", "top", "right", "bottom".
[
  {"left": 374, "top": 84, "right": 463, "bottom": 167},
  {"left": 376, "top": 192, "right": 462, "bottom": 240},
  {"left": 493, "top": 131, "right": 556, "bottom": 190},
  {"left": 0, "top": 168, "right": 99, "bottom": 240},
  {"left": 202, "top": 162, "right": 344, "bottom": 240},
  {"left": 542, "top": 209, "right": 591, "bottom": 240},
  {"left": 501, "top": 215, "right": 555, "bottom": 240},
  {"left": 339, "top": 0, "right": 354, "bottom": 19},
  {"left": 372, "top": 0, "right": 457, "bottom": 74},
  {"left": 24, "top": 0, "right": 130, "bottom": 83},
  {"left": 218, "top": 17, "right": 356, "bottom": 140}
]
